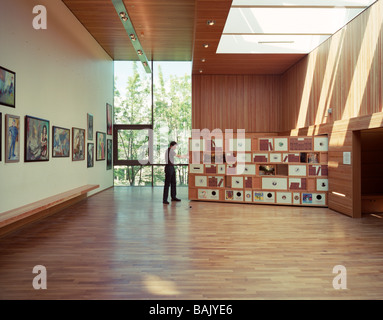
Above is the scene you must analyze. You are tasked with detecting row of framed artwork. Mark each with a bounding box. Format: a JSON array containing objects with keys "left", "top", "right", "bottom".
[{"left": 0, "top": 112, "right": 113, "bottom": 169}]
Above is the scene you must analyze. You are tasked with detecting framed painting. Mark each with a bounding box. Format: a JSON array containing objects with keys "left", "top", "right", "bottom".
[
  {"left": 0, "top": 66, "right": 16, "bottom": 108},
  {"left": 87, "top": 113, "right": 93, "bottom": 140},
  {"left": 25, "top": 115, "right": 49, "bottom": 162},
  {"left": 72, "top": 127, "right": 85, "bottom": 161},
  {"left": 107, "top": 139, "right": 112, "bottom": 170},
  {"left": 0, "top": 112, "right": 2, "bottom": 161},
  {"left": 5, "top": 114, "right": 20, "bottom": 163},
  {"left": 96, "top": 131, "right": 106, "bottom": 161},
  {"left": 106, "top": 103, "right": 113, "bottom": 135},
  {"left": 87, "top": 143, "right": 94, "bottom": 168},
  {"left": 52, "top": 126, "right": 70, "bottom": 158}
]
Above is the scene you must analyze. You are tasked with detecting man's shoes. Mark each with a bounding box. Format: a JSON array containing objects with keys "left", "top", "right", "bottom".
[
  {"left": 163, "top": 201, "right": 170, "bottom": 204},
  {"left": 172, "top": 198, "right": 181, "bottom": 202}
]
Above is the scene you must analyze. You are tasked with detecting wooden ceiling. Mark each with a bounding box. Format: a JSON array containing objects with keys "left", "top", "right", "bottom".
[
  {"left": 62, "top": 0, "right": 306, "bottom": 74},
  {"left": 62, "top": 0, "right": 195, "bottom": 61}
]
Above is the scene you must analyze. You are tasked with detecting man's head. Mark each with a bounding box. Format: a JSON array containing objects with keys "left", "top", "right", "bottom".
[{"left": 169, "top": 141, "right": 178, "bottom": 150}]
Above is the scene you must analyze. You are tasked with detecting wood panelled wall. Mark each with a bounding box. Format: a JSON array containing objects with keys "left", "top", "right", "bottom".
[
  {"left": 280, "top": 0, "right": 383, "bottom": 218},
  {"left": 192, "top": 75, "right": 281, "bottom": 132},
  {"left": 191, "top": 0, "right": 383, "bottom": 217},
  {"left": 280, "top": 0, "right": 383, "bottom": 131}
]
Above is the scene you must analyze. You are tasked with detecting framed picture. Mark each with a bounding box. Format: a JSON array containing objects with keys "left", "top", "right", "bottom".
[
  {"left": 72, "top": 127, "right": 85, "bottom": 161},
  {"left": 106, "top": 103, "right": 113, "bottom": 135},
  {"left": 25, "top": 115, "right": 49, "bottom": 162},
  {"left": 87, "top": 143, "right": 94, "bottom": 168},
  {"left": 0, "top": 66, "right": 16, "bottom": 108},
  {"left": 5, "top": 114, "right": 20, "bottom": 163},
  {"left": 87, "top": 113, "right": 93, "bottom": 140},
  {"left": 96, "top": 131, "right": 106, "bottom": 161},
  {"left": 107, "top": 139, "right": 112, "bottom": 170},
  {"left": 52, "top": 126, "right": 70, "bottom": 158},
  {"left": 0, "top": 112, "right": 2, "bottom": 162}
]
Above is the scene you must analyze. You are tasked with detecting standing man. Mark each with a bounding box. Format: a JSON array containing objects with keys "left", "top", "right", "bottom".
[{"left": 163, "top": 141, "right": 187, "bottom": 204}]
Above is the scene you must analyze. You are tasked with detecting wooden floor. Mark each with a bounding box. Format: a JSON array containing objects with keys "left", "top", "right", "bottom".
[{"left": 1, "top": 187, "right": 383, "bottom": 300}]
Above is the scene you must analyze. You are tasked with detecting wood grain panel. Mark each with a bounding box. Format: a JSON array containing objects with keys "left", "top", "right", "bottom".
[
  {"left": 192, "top": 74, "right": 281, "bottom": 132},
  {"left": 63, "top": 0, "right": 195, "bottom": 61}
]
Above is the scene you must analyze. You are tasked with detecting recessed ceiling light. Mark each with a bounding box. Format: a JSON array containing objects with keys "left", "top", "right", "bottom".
[
  {"left": 119, "top": 12, "right": 126, "bottom": 18},
  {"left": 203, "top": 44, "right": 209, "bottom": 48},
  {"left": 199, "top": 69, "right": 203, "bottom": 73},
  {"left": 122, "top": 16, "right": 128, "bottom": 22},
  {"left": 201, "top": 58, "right": 206, "bottom": 62},
  {"left": 129, "top": 34, "right": 136, "bottom": 41},
  {"left": 207, "top": 20, "right": 215, "bottom": 26},
  {"left": 137, "top": 49, "right": 143, "bottom": 55},
  {"left": 143, "top": 61, "right": 148, "bottom": 67}
]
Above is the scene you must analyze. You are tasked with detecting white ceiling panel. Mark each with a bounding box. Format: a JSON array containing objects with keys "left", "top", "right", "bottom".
[
  {"left": 232, "top": 0, "right": 377, "bottom": 7},
  {"left": 223, "top": 7, "right": 364, "bottom": 34}
]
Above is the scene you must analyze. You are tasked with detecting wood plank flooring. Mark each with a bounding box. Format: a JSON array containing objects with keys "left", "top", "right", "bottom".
[{"left": 1, "top": 187, "right": 383, "bottom": 299}]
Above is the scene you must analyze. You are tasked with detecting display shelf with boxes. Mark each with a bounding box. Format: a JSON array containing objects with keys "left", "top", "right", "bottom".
[{"left": 188, "top": 134, "right": 329, "bottom": 207}]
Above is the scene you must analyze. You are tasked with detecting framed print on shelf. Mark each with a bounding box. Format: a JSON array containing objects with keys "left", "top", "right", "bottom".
[
  {"left": 72, "top": 127, "right": 85, "bottom": 161},
  {"left": 96, "top": 131, "right": 106, "bottom": 161},
  {"left": 25, "top": 115, "right": 49, "bottom": 162},
  {"left": 87, "top": 113, "right": 93, "bottom": 140},
  {"left": 0, "top": 66, "right": 16, "bottom": 108},
  {"left": 106, "top": 103, "right": 113, "bottom": 135},
  {"left": 5, "top": 114, "right": 20, "bottom": 163},
  {"left": 52, "top": 126, "right": 70, "bottom": 158},
  {"left": 107, "top": 139, "right": 112, "bottom": 170},
  {"left": 87, "top": 143, "right": 94, "bottom": 168}
]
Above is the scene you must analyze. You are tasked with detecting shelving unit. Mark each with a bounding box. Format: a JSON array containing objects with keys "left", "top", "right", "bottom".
[{"left": 188, "top": 134, "right": 329, "bottom": 207}]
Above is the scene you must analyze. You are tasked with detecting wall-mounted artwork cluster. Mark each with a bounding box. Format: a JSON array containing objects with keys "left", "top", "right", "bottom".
[
  {"left": 188, "top": 133, "right": 329, "bottom": 207},
  {"left": 0, "top": 99, "right": 113, "bottom": 169}
]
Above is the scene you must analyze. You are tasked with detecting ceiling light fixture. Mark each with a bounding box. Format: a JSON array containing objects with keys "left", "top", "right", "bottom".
[
  {"left": 112, "top": 0, "right": 151, "bottom": 73},
  {"left": 203, "top": 44, "right": 209, "bottom": 48},
  {"left": 207, "top": 20, "right": 216, "bottom": 26},
  {"left": 201, "top": 58, "right": 206, "bottom": 62},
  {"left": 199, "top": 69, "right": 203, "bottom": 73},
  {"left": 258, "top": 41, "right": 295, "bottom": 44}
]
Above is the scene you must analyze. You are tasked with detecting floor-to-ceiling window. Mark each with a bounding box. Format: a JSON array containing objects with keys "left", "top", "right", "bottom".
[{"left": 113, "top": 61, "right": 191, "bottom": 186}]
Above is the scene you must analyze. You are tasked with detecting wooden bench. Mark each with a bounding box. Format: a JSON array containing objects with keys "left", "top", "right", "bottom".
[{"left": 0, "top": 184, "right": 99, "bottom": 237}]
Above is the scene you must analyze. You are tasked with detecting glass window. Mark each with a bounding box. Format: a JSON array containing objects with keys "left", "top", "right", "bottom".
[{"left": 114, "top": 61, "right": 152, "bottom": 125}]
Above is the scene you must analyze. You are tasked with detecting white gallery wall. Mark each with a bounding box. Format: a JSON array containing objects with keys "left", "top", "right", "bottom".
[{"left": 0, "top": 0, "right": 114, "bottom": 212}]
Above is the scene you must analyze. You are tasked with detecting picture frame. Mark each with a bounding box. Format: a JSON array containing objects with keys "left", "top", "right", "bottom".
[
  {"left": 87, "top": 143, "right": 94, "bottom": 168},
  {"left": 25, "top": 115, "right": 49, "bottom": 162},
  {"left": 0, "top": 66, "right": 16, "bottom": 108},
  {"left": 87, "top": 113, "right": 93, "bottom": 140},
  {"left": 5, "top": 114, "right": 20, "bottom": 163},
  {"left": 72, "top": 127, "right": 85, "bottom": 161},
  {"left": 106, "top": 103, "right": 113, "bottom": 135},
  {"left": 96, "top": 131, "right": 106, "bottom": 161},
  {"left": 0, "top": 112, "right": 2, "bottom": 162},
  {"left": 107, "top": 139, "right": 112, "bottom": 170},
  {"left": 52, "top": 126, "right": 70, "bottom": 158}
]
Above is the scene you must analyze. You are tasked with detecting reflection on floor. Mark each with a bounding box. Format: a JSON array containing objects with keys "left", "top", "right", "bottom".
[{"left": 0, "top": 186, "right": 383, "bottom": 299}]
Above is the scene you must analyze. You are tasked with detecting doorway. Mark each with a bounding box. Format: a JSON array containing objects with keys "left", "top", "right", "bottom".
[{"left": 358, "top": 128, "right": 383, "bottom": 215}]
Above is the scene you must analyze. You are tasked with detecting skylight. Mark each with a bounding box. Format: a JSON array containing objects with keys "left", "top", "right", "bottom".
[{"left": 217, "top": 0, "right": 377, "bottom": 54}]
